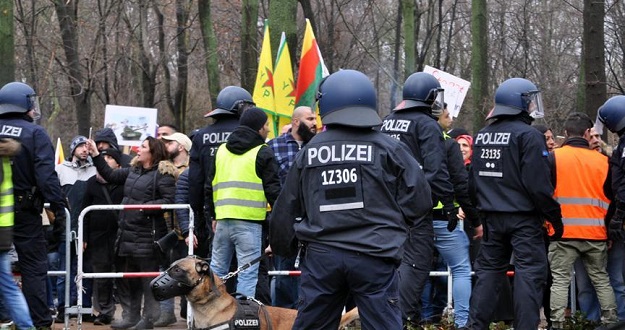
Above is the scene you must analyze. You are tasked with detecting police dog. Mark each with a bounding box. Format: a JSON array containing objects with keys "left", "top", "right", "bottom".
[{"left": 151, "top": 256, "right": 358, "bottom": 330}]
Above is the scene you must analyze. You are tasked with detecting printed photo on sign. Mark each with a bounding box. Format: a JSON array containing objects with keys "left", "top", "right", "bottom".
[{"left": 104, "top": 105, "right": 158, "bottom": 147}]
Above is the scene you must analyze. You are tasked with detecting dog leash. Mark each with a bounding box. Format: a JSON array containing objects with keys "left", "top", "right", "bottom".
[{"left": 220, "top": 253, "right": 267, "bottom": 282}]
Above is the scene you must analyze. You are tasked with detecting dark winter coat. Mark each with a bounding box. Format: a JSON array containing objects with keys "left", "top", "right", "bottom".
[
  {"left": 93, "top": 155, "right": 176, "bottom": 258},
  {"left": 81, "top": 175, "right": 124, "bottom": 263}
]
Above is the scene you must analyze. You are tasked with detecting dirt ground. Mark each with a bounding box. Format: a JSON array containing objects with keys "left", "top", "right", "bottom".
[{"left": 52, "top": 298, "right": 188, "bottom": 330}]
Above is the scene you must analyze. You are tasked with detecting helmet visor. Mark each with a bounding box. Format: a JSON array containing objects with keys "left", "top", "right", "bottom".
[
  {"left": 432, "top": 88, "right": 444, "bottom": 107},
  {"left": 27, "top": 94, "right": 41, "bottom": 120},
  {"left": 524, "top": 91, "right": 544, "bottom": 119},
  {"left": 594, "top": 112, "right": 605, "bottom": 135}
]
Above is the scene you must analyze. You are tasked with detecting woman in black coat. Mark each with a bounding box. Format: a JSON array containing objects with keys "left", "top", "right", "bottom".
[{"left": 87, "top": 137, "right": 176, "bottom": 329}]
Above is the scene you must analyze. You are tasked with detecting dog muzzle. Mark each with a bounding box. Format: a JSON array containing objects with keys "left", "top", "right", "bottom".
[{"left": 150, "top": 271, "right": 195, "bottom": 301}]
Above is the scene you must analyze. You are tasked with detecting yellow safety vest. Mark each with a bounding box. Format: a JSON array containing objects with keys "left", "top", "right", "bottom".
[
  {"left": 0, "top": 158, "right": 14, "bottom": 251},
  {"left": 213, "top": 144, "right": 267, "bottom": 221}
]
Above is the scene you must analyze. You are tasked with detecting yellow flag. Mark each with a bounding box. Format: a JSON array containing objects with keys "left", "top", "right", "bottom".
[
  {"left": 273, "top": 32, "right": 296, "bottom": 133},
  {"left": 55, "top": 137, "right": 65, "bottom": 165},
  {"left": 252, "top": 20, "right": 277, "bottom": 139}
]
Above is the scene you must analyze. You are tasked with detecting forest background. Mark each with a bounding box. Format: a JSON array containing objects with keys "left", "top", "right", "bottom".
[{"left": 0, "top": 0, "right": 621, "bottom": 146}]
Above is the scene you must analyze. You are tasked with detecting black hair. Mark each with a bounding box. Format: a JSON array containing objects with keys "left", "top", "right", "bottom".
[
  {"left": 158, "top": 124, "right": 179, "bottom": 132},
  {"left": 532, "top": 124, "right": 551, "bottom": 135},
  {"left": 564, "top": 112, "right": 593, "bottom": 137}
]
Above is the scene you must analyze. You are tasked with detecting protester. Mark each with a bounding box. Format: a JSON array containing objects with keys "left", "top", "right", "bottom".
[
  {"left": 82, "top": 148, "right": 125, "bottom": 325},
  {"left": 534, "top": 124, "right": 557, "bottom": 151},
  {"left": 86, "top": 137, "right": 176, "bottom": 330},
  {"left": 267, "top": 105, "right": 317, "bottom": 308},
  {"left": 0, "top": 82, "right": 67, "bottom": 329},
  {"left": 54, "top": 135, "right": 97, "bottom": 323}
]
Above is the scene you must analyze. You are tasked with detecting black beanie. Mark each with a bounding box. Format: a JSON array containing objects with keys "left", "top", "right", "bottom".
[
  {"left": 239, "top": 107, "right": 268, "bottom": 131},
  {"left": 100, "top": 148, "right": 122, "bottom": 166}
]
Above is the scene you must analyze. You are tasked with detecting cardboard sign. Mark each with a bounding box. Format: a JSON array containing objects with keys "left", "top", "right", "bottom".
[
  {"left": 424, "top": 65, "right": 471, "bottom": 118},
  {"left": 103, "top": 105, "right": 158, "bottom": 147}
]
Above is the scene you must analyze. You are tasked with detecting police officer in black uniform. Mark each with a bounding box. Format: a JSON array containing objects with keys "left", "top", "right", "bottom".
[
  {"left": 597, "top": 95, "right": 625, "bottom": 244},
  {"left": 379, "top": 72, "right": 456, "bottom": 327},
  {"left": 0, "top": 82, "right": 66, "bottom": 329},
  {"left": 468, "top": 78, "right": 563, "bottom": 329},
  {"left": 187, "top": 86, "right": 255, "bottom": 257},
  {"left": 269, "top": 69, "right": 432, "bottom": 330}
]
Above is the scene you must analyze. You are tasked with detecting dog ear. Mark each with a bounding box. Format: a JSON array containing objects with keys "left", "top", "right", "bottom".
[{"left": 195, "top": 259, "right": 211, "bottom": 275}]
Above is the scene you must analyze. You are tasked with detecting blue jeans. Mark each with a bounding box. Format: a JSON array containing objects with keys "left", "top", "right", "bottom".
[
  {"left": 575, "top": 240, "right": 625, "bottom": 321},
  {"left": 210, "top": 220, "right": 262, "bottom": 297},
  {"left": 420, "top": 254, "right": 447, "bottom": 322},
  {"left": 47, "top": 251, "right": 60, "bottom": 308},
  {"left": 272, "top": 255, "right": 300, "bottom": 308},
  {"left": 433, "top": 220, "right": 472, "bottom": 327},
  {"left": 0, "top": 251, "right": 35, "bottom": 329}
]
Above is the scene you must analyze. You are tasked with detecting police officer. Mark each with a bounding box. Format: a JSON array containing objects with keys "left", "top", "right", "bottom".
[
  {"left": 0, "top": 82, "right": 67, "bottom": 329},
  {"left": 468, "top": 78, "right": 563, "bottom": 329},
  {"left": 187, "top": 86, "right": 255, "bottom": 257},
  {"left": 269, "top": 69, "right": 432, "bottom": 329},
  {"left": 380, "top": 72, "right": 456, "bottom": 326}
]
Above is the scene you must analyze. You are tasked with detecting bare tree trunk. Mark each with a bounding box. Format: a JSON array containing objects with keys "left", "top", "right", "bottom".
[
  {"left": 174, "top": 0, "right": 190, "bottom": 132},
  {"left": 199, "top": 0, "right": 220, "bottom": 107},
  {"left": 53, "top": 0, "right": 92, "bottom": 136},
  {"left": 583, "top": 0, "right": 606, "bottom": 119},
  {"left": 269, "top": 0, "right": 297, "bottom": 65},
  {"left": 241, "top": 0, "right": 258, "bottom": 92},
  {"left": 390, "top": 0, "right": 403, "bottom": 110},
  {"left": 0, "top": 0, "right": 14, "bottom": 85},
  {"left": 471, "top": 0, "right": 488, "bottom": 131},
  {"left": 298, "top": 0, "right": 317, "bottom": 36},
  {"left": 402, "top": 0, "right": 415, "bottom": 76}
]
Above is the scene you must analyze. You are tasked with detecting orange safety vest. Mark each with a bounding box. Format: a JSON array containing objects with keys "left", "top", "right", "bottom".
[{"left": 553, "top": 145, "right": 609, "bottom": 240}]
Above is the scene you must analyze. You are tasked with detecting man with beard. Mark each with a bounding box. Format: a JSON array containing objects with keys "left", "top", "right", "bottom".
[{"left": 267, "top": 106, "right": 317, "bottom": 308}]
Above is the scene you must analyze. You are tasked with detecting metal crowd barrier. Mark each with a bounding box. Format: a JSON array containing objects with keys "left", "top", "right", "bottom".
[
  {"left": 74, "top": 204, "right": 194, "bottom": 330},
  {"left": 42, "top": 204, "right": 72, "bottom": 330}
]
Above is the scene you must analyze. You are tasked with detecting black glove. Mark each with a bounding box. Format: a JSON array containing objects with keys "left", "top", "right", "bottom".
[
  {"left": 51, "top": 208, "right": 67, "bottom": 244},
  {"left": 444, "top": 206, "right": 459, "bottom": 232},
  {"left": 550, "top": 218, "right": 564, "bottom": 241},
  {"left": 609, "top": 207, "right": 625, "bottom": 242}
]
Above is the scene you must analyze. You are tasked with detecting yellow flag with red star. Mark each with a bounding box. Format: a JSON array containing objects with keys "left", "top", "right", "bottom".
[
  {"left": 252, "top": 19, "right": 277, "bottom": 139},
  {"left": 273, "top": 32, "right": 296, "bottom": 133}
]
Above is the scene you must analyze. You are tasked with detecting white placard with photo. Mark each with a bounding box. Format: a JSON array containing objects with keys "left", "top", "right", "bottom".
[
  {"left": 103, "top": 105, "right": 158, "bottom": 147},
  {"left": 423, "top": 65, "right": 471, "bottom": 118}
]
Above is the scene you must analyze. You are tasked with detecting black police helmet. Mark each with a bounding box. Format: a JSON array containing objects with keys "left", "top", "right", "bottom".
[
  {"left": 488, "top": 78, "right": 544, "bottom": 119},
  {"left": 597, "top": 95, "right": 625, "bottom": 134},
  {"left": 0, "top": 82, "right": 38, "bottom": 115},
  {"left": 394, "top": 72, "right": 443, "bottom": 111},
  {"left": 317, "top": 69, "right": 381, "bottom": 128},
  {"left": 204, "top": 86, "right": 255, "bottom": 118}
]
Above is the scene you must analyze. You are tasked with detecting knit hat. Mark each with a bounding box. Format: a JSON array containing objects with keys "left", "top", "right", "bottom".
[
  {"left": 94, "top": 128, "right": 120, "bottom": 150},
  {"left": 239, "top": 107, "right": 268, "bottom": 131},
  {"left": 161, "top": 132, "right": 192, "bottom": 152},
  {"left": 69, "top": 135, "right": 88, "bottom": 156},
  {"left": 100, "top": 148, "right": 122, "bottom": 166},
  {"left": 447, "top": 127, "right": 470, "bottom": 139}
]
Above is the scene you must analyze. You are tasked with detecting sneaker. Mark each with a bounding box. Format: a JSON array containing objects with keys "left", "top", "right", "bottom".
[
  {"left": 93, "top": 314, "right": 113, "bottom": 326},
  {"left": 153, "top": 313, "right": 176, "bottom": 327},
  {"left": 111, "top": 319, "right": 140, "bottom": 330},
  {"left": 128, "top": 319, "right": 154, "bottom": 330}
]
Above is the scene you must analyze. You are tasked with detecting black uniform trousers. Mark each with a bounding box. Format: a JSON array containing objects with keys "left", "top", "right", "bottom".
[
  {"left": 468, "top": 212, "right": 547, "bottom": 330},
  {"left": 398, "top": 215, "right": 434, "bottom": 326},
  {"left": 13, "top": 209, "right": 51, "bottom": 328},
  {"left": 293, "top": 243, "right": 401, "bottom": 330}
]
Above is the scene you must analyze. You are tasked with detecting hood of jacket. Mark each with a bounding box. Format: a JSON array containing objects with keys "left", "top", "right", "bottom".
[
  {"left": 129, "top": 156, "right": 178, "bottom": 177},
  {"left": 225, "top": 126, "right": 265, "bottom": 155},
  {"left": 94, "top": 128, "right": 121, "bottom": 150}
]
